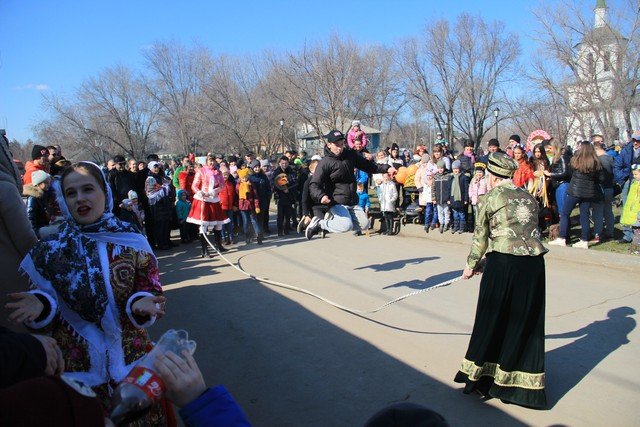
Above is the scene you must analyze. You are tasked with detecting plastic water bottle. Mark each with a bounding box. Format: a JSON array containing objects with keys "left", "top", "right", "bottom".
[{"left": 108, "top": 329, "right": 197, "bottom": 425}]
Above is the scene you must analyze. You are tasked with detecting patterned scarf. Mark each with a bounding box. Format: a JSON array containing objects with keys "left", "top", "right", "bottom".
[{"left": 21, "top": 162, "right": 152, "bottom": 328}]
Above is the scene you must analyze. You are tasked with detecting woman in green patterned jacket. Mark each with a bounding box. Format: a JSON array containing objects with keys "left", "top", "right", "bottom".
[{"left": 454, "top": 152, "right": 549, "bottom": 409}]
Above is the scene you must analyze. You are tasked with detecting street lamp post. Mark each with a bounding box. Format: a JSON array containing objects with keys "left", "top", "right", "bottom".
[
  {"left": 279, "top": 118, "right": 285, "bottom": 154},
  {"left": 493, "top": 108, "right": 500, "bottom": 141}
]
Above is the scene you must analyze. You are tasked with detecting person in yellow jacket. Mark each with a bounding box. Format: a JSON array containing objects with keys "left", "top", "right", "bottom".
[{"left": 618, "top": 164, "right": 640, "bottom": 244}]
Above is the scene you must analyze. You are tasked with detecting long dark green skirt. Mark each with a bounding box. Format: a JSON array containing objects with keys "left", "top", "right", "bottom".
[{"left": 454, "top": 252, "right": 547, "bottom": 409}]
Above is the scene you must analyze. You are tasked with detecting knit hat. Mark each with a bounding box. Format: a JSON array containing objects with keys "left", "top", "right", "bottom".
[
  {"left": 487, "top": 138, "right": 500, "bottom": 147},
  {"left": 352, "top": 120, "right": 361, "bottom": 127},
  {"left": 259, "top": 159, "right": 270, "bottom": 167},
  {"left": 420, "top": 154, "right": 430, "bottom": 163},
  {"left": 451, "top": 160, "right": 461, "bottom": 169},
  {"left": 128, "top": 190, "right": 138, "bottom": 200},
  {"left": 509, "top": 134, "right": 521, "bottom": 144},
  {"left": 486, "top": 153, "right": 518, "bottom": 179},
  {"left": 147, "top": 161, "right": 160, "bottom": 170},
  {"left": 391, "top": 143, "right": 399, "bottom": 151},
  {"left": 249, "top": 159, "right": 260, "bottom": 168},
  {"left": 436, "top": 160, "right": 445, "bottom": 169},
  {"left": 474, "top": 162, "right": 487, "bottom": 172},
  {"left": 31, "top": 145, "right": 48, "bottom": 160},
  {"left": 311, "top": 154, "right": 322, "bottom": 161},
  {"left": 237, "top": 167, "right": 250, "bottom": 179},
  {"left": 31, "top": 170, "right": 51, "bottom": 186}
]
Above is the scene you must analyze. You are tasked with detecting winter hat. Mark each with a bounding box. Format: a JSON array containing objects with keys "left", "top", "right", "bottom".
[
  {"left": 487, "top": 138, "right": 500, "bottom": 148},
  {"left": 31, "top": 145, "right": 48, "bottom": 160},
  {"left": 294, "top": 158, "right": 303, "bottom": 166},
  {"left": 31, "top": 170, "right": 51, "bottom": 186},
  {"left": 474, "top": 162, "right": 487, "bottom": 172},
  {"left": 259, "top": 159, "right": 270, "bottom": 167},
  {"left": 421, "top": 154, "right": 430, "bottom": 163},
  {"left": 451, "top": 160, "right": 461, "bottom": 169},
  {"left": 391, "top": 143, "right": 399, "bottom": 152},
  {"left": 509, "top": 134, "right": 521, "bottom": 144},
  {"left": 120, "top": 198, "right": 132, "bottom": 208},
  {"left": 632, "top": 130, "right": 640, "bottom": 141},
  {"left": 436, "top": 160, "right": 446, "bottom": 169},
  {"left": 311, "top": 154, "right": 322, "bottom": 161},
  {"left": 352, "top": 120, "right": 361, "bottom": 127},
  {"left": 147, "top": 161, "right": 160, "bottom": 170},
  {"left": 486, "top": 152, "right": 518, "bottom": 179},
  {"left": 249, "top": 159, "right": 260, "bottom": 168},
  {"left": 237, "top": 167, "right": 250, "bottom": 179},
  {"left": 128, "top": 190, "right": 138, "bottom": 200}
]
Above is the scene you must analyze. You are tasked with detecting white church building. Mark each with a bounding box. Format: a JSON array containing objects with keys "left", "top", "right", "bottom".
[{"left": 566, "top": 0, "right": 640, "bottom": 147}]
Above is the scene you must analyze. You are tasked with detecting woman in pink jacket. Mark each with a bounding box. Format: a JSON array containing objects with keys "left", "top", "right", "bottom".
[{"left": 187, "top": 155, "right": 230, "bottom": 256}]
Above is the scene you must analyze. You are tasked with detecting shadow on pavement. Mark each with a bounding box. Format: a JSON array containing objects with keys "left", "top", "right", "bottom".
[
  {"left": 383, "top": 269, "right": 463, "bottom": 290},
  {"left": 355, "top": 257, "right": 440, "bottom": 272},
  {"left": 151, "top": 276, "right": 526, "bottom": 426},
  {"left": 545, "top": 306, "right": 636, "bottom": 408}
]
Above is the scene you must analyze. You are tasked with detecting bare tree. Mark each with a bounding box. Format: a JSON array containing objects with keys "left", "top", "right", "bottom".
[
  {"left": 44, "top": 65, "right": 163, "bottom": 159},
  {"left": 532, "top": 0, "right": 640, "bottom": 144},
  {"left": 454, "top": 14, "right": 520, "bottom": 149},
  {"left": 143, "top": 41, "right": 210, "bottom": 155}
]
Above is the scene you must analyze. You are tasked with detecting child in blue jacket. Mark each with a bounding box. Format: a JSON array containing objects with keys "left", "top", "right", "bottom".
[{"left": 176, "top": 189, "right": 194, "bottom": 243}]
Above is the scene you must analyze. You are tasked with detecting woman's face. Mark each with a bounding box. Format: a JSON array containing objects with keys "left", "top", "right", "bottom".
[
  {"left": 434, "top": 151, "right": 442, "bottom": 159},
  {"left": 63, "top": 168, "right": 106, "bottom": 225},
  {"left": 206, "top": 157, "right": 215, "bottom": 167},
  {"left": 534, "top": 149, "right": 542, "bottom": 158},
  {"left": 513, "top": 148, "right": 524, "bottom": 160},
  {"left": 545, "top": 144, "right": 554, "bottom": 155}
]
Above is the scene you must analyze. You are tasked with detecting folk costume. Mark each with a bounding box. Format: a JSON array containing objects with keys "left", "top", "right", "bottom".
[
  {"left": 19, "top": 163, "right": 171, "bottom": 424},
  {"left": 187, "top": 162, "right": 230, "bottom": 256},
  {"left": 454, "top": 153, "right": 548, "bottom": 409}
]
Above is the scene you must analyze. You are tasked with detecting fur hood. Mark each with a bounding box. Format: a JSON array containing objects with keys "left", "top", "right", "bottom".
[{"left": 23, "top": 184, "right": 46, "bottom": 198}]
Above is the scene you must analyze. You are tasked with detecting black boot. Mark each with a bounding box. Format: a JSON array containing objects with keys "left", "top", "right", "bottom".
[
  {"left": 200, "top": 235, "right": 213, "bottom": 258},
  {"left": 214, "top": 230, "right": 228, "bottom": 253},
  {"left": 257, "top": 232, "right": 264, "bottom": 245}
]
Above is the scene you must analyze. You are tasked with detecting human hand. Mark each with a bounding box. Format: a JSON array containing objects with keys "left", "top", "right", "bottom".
[
  {"left": 320, "top": 195, "right": 331, "bottom": 204},
  {"left": 543, "top": 171, "right": 551, "bottom": 177},
  {"left": 232, "top": 206, "right": 238, "bottom": 212},
  {"left": 131, "top": 295, "right": 166, "bottom": 318},
  {"left": 153, "top": 350, "right": 206, "bottom": 408},
  {"left": 31, "top": 334, "right": 65, "bottom": 375},
  {"left": 462, "top": 267, "right": 476, "bottom": 280},
  {"left": 255, "top": 208, "right": 261, "bottom": 214},
  {"left": 5, "top": 293, "right": 44, "bottom": 323}
]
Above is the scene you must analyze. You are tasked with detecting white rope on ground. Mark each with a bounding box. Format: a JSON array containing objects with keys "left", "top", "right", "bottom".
[{"left": 201, "top": 233, "right": 463, "bottom": 316}]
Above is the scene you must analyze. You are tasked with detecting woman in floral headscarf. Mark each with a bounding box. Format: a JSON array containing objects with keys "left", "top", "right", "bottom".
[{"left": 6, "top": 161, "right": 170, "bottom": 424}]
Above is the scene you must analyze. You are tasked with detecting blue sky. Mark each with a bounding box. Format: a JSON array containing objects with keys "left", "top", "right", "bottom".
[{"left": 0, "top": 0, "right": 594, "bottom": 142}]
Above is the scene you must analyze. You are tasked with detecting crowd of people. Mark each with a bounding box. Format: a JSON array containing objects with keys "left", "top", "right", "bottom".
[{"left": 1, "top": 119, "right": 639, "bottom": 424}]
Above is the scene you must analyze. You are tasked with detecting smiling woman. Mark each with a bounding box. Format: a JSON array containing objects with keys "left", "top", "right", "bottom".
[{"left": 7, "top": 161, "right": 171, "bottom": 424}]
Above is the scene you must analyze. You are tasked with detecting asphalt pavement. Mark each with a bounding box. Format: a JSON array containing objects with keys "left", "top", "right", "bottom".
[{"left": 151, "top": 223, "right": 640, "bottom": 426}]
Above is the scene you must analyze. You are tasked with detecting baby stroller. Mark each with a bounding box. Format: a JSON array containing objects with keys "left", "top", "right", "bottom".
[{"left": 400, "top": 186, "right": 423, "bottom": 225}]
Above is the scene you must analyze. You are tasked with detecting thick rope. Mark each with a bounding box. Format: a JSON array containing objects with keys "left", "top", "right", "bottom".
[{"left": 201, "top": 233, "right": 462, "bottom": 315}]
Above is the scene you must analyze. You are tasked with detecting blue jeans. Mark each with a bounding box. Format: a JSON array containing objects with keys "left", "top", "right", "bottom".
[
  {"left": 423, "top": 203, "right": 438, "bottom": 228},
  {"left": 559, "top": 194, "right": 591, "bottom": 241},
  {"left": 319, "top": 204, "right": 369, "bottom": 233},
  {"left": 591, "top": 188, "right": 614, "bottom": 238},
  {"left": 622, "top": 226, "right": 634, "bottom": 242},
  {"left": 452, "top": 207, "right": 466, "bottom": 229},
  {"left": 240, "top": 210, "right": 262, "bottom": 236},
  {"left": 555, "top": 182, "right": 569, "bottom": 219},
  {"left": 222, "top": 209, "right": 234, "bottom": 241}
]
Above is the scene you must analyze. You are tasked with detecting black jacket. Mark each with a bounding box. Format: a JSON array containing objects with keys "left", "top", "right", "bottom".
[
  {"left": 249, "top": 171, "right": 272, "bottom": 207},
  {"left": 548, "top": 153, "right": 572, "bottom": 187},
  {"left": 568, "top": 169, "right": 603, "bottom": 200},
  {"left": 272, "top": 166, "right": 298, "bottom": 203},
  {"left": 310, "top": 146, "right": 389, "bottom": 206},
  {"left": 0, "top": 327, "right": 46, "bottom": 388},
  {"left": 24, "top": 185, "right": 49, "bottom": 237}
]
